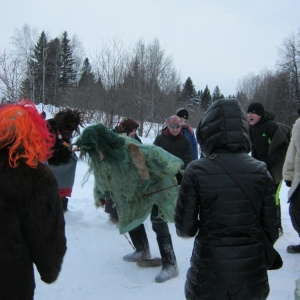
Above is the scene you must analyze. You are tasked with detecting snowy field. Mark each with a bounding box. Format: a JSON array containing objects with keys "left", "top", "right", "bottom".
[{"left": 33, "top": 133, "right": 300, "bottom": 300}]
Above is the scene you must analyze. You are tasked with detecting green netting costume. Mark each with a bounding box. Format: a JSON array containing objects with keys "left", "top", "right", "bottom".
[
  {"left": 76, "top": 123, "right": 184, "bottom": 283},
  {"left": 76, "top": 123, "right": 183, "bottom": 234}
]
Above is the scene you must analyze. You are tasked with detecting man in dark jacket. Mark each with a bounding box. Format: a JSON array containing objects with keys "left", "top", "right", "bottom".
[
  {"left": 0, "top": 100, "right": 67, "bottom": 300},
  {"left": 175, "top": 99, "right": 279, "bottom": 300},
  {"left": 247, "top": 102, "right": 290, "bottom": 236}
]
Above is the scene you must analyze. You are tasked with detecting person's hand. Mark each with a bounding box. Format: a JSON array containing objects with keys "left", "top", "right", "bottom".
[
  {"left": 285, "top": 180, "right": 292, "bottom": 187},
  {"left": 96, "top": 199, "right": 106, "bottom": 207}
]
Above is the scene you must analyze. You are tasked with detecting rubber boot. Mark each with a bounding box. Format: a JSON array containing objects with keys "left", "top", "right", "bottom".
[
  {"left": 123, "top": 224, "right": 151, "bottom": 262},
  {"left": 62, "top": 197, "right": 68, "bottom": 212},
  {"left": 155, "top": 235, "right": 178, "bottom": 283}
]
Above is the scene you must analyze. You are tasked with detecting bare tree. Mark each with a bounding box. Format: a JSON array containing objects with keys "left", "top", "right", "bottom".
[
  {"left": 0, "top": 50, "right": 24, "bottom": 101},
  {"left": 124, "top": 38, "right": 180, "bottom": 136},
  {"left": 277, "top": 30, "right": 300, "bottom": 104},
  {"left": 91, "top": 36, "right": 128, "bottom": 128}
]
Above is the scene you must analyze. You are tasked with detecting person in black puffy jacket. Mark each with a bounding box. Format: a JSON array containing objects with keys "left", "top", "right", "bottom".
[
  {"left": 0, "top": 100, "right": 67, "bottom": 300},
  {"left": 175, "top": 99, "right": 279, "bottom": 300}
]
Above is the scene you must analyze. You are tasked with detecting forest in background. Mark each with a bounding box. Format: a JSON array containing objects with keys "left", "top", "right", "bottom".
[{"left": 0, "top": 25, "right": 300, "bottom": 135}]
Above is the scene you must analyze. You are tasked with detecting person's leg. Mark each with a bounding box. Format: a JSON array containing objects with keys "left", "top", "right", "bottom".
[
  {"left": 274, "top": 182, "right": 283, "bottom": 235},
  {"left": 151, "top": 204, "right": 178, "bottom": 283},
  {"left": 123, "top": 224, "right": 151, "bottom": 262},
  {"left": 287, "top": 188, "right": 300, "bottom": 253}
]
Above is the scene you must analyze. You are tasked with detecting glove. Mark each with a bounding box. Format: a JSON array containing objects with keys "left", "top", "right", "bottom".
[
  {"left": 99, "top": 199, "right": 106, "bottom": 206},
  {"left": 285, "top": 180, "right": 292, "bottom": 187}
]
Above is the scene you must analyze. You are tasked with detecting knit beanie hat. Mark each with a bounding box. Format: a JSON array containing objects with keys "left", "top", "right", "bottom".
[
  {"left": 119, "top": 117, "right": 139, "bottom": 133},
  {"left": 166, "top": 115, "right": 182, "bottom": 127},
  {"left": 176, "top": 108, "right": 189, "bottom": 119},
  {"left": 247, "top": 102, "right": 265, "bottom": 117}
]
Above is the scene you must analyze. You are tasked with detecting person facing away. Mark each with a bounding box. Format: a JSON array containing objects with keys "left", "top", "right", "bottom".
[
  {"left": 247, "top": 102, "right": 290, "bottom": 236},
  {"left": 0, "top": 100, "right": 67, "bottom": 300},
  {"left": 176, "top": 108, "right": 199, "bottom": 160},
  {"left": 282, "top": 108, "right": 300, "bottom": 253},
  {"left": 175, "top": 99, "right": 279, "bottom": 300},
  {"left": 75, "top": 124, "right": 184, "bottom": 283},
  {"left": 47, "top": 108, "right": 84, "bottom": 212}
]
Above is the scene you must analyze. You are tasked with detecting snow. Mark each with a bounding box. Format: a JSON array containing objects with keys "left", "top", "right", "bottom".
[{"left": 33, "top": 134, "right": 300, "bottom": 300}]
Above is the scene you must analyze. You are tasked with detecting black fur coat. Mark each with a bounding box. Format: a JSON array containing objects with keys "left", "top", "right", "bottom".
[{"left": 0, "top": 149, "right": 67, "bottom": 300}]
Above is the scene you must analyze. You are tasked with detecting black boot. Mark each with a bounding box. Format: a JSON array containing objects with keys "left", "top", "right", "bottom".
[
  {"left": 123, "top": 224, "right": 151, "bottom": 262},
  {"left": 155, "top": 235, "right": 178, "bottom": 283},
  {"left": 287, "top": 244, "right": 300, "bottom": 254},
  {"left": 62, "top": 197, "right": 68, "bottom": 212}
]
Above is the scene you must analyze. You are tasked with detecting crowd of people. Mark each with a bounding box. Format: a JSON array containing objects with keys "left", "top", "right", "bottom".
[{"left": 1, "top": 98, "right": 299, "bottom": 299}]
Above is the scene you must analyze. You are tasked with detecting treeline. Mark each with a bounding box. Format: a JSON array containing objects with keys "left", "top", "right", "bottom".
[{"left": 0, "top": 25, "right": 300, "bottom": 134}]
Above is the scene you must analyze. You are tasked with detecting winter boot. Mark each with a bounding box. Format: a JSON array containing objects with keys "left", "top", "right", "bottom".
[
  {"left": 287, "top": 244, "right": 300, "bottom": 254},
  {"left": 62, "top": 197, "right": 68, "bottom": 212},
  {"left": 155, "top": 235, "right": 178, "bottom": 283},
  {"left": 123, "top": 224, "right": 151, "bottom": 262}
]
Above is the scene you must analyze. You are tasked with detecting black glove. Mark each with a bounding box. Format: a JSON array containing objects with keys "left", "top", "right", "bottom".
[{"left": 285, "top": 180, "right": 292, "bottom": 187}]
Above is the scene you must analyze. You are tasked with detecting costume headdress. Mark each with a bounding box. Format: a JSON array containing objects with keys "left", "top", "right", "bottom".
[{"left": 0, "top": 99, "right": 55, "bottom": 168}]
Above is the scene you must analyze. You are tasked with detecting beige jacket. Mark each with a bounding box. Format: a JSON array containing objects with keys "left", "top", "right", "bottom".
[{"left": 282, "top": 117, "right": 300, "bottom": 199}]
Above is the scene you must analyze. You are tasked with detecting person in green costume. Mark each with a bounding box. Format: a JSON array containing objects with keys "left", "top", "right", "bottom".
[{"left": 76, "top": 123, "right": 183, "bottom": 283}]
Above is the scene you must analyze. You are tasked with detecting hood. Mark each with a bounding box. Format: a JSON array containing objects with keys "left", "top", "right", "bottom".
[{"left": 196, "top": 99, "right": 251, "bottom": 157}]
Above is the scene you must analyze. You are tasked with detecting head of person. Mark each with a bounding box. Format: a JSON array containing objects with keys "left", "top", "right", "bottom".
[
  {"left": 176, "top": 108, "right": 189, "bottom": 124},
  {"left": 119, "top": 117, "right": 139, "bottom": 138},
  {"left": 0, "top": 99, "right": 55, "bottom": 168},
  {"left": 76, "top": 123, "right": 126, "bottom": 166},
  {"left": 196, "top": 99, "right": 250, "bottom": 158},
  {"left": 54, "top": 108, "right": 84, "bottom": 141},
  {"left": 247, "top": 102, "right": 265, "bottom": 125},
  {"left": 166, "top": 115, "right": 182, "bottom": 136}
]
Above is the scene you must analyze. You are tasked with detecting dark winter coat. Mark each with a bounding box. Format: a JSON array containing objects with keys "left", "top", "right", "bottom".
[
  {"left": 154, "top": 128, "right": 192, "bottom": 168},
  {"left": 0, "top": 149, "right": 67, "bottom": 300},
  {"left": 249, "top": 112, "right": 290, "bottom": 184},
  {"left": 47, "top": 118, "right": 73, "bottom": 165},
  {"left": 182, "top": 125, "right": 198, "bottom": 160},
  {"left": 175, "top": 99, "right": 278, "bottom": 300}
]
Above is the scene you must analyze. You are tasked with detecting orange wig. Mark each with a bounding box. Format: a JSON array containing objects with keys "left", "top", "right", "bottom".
[{"left": 0, "top": 99, "right": 55, "bottom": 168}]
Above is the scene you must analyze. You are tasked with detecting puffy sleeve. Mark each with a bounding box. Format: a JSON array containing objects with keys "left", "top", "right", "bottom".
[
  {"left": 23, "top": 166, "right": 67, "bottom": 283},
  {"left": 175, "top": 162, "right": 199, "bottom": 237}
]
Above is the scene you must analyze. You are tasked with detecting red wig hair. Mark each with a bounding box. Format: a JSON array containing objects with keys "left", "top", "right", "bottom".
[{"left": 0, "top": 99, "right": 55, "bottom": 168}]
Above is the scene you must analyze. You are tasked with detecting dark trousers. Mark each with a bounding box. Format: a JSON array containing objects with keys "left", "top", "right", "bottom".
[
  {"left": 289, "top": 185, "right": 300, "bottom": 237},
  {"left": 150, "top": 204, "right": 171, "bottom": 238}
]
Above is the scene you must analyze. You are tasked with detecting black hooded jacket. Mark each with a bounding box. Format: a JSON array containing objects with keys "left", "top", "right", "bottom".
[{"left": 175, "top": 99, "right": 278, "bottom": 299}]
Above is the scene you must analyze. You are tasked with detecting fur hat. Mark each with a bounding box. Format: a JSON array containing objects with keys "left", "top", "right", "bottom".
[
  {"left": 247, "top": 102, "right": 265, "bottom": 117},
  {"left": 176, "top": 108, "right": 189, "bottom": 119},
  {"left": 119, "top": 118, "right": 139, "bottom": 134},
  {"left": 54, "top": 109, "right": 84, "bottom": 135},
  {"left": 166, "top": 115, "right": 182, "bottom": 127}
]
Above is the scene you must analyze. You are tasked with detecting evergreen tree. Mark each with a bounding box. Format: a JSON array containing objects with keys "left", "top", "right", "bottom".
[
  {"left": 31, "top": 31, "right": 48, "bottom": 103},
  {"left": 201, "top": 85, "right": 212, "bottom": 110},
  {"left": 46, "top": 38, "right": 61, "bottom": 105},
  {"left": 212, "top": 85, "right": 224, "bottom": 102},
  {"left": 181, "top": 77, "right": 196, "bottom": 102},
  {"left": 59, "top": 31, "right": 76, "bottom": 92},
  {"left": 78, "top": 58, "right": 95, "bottom": 87}
]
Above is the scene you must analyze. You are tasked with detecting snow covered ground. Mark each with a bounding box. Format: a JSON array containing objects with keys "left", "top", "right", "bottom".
[{"left": 33, "top": 133, "right": 300, "bottom": 300}]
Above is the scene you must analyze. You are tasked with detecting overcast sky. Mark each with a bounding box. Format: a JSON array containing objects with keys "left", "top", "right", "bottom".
[{"left": 1, "top": 0, "right": 300, "bottom": 96}]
